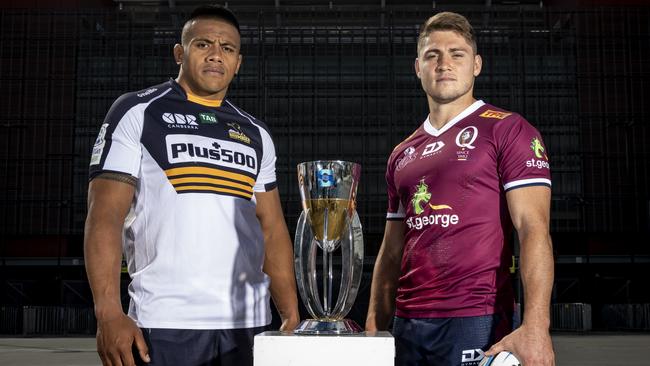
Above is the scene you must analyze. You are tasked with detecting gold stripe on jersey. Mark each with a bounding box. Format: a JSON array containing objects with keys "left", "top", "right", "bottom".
[
  {"left": 165, "top": 166, "right": 256, "bottom": 187},
  {"left": 169, "top": 176, "right": 253, "bottom": 193},
  {"left": 175, "top": 185, "right": 253, "bottom": 199},
  {"left": 165, "top": 166, "right": 255, "bottom": 198}
]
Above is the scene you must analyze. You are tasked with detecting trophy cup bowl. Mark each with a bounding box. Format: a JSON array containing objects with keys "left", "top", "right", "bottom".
[{"left": 294, "top": 161, "right": 363, "bottom": 335}]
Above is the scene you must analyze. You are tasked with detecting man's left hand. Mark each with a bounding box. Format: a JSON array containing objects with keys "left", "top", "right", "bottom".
[
  {"left": 485, "top": 324, "right": 555, "bottom": 366},
  {"left": 279, "top": 315, "right": 300, "bottom": 332}
]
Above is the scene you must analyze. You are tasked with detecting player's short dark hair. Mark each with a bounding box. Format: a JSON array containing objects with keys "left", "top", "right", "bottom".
[
  {"left": 418, "top": 12, "right": 477, "bottom": 55},
  {"left": 182, "top": 5, "right": 240, "bottom": 44}
]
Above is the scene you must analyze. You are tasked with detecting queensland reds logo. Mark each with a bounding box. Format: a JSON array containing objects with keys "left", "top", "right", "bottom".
[
  {"left": 455, "top": 126, "right": 478, "bottom": 149},
  {"left": 396, "top": 146, "right": 418, "bottom": 171}
]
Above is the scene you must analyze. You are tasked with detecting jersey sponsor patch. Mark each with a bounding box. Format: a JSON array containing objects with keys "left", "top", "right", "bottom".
[
  {"left": 162, "top": 113, "right": 199, "bottom": 129},
  {"left": 526, "top": 137, "right": 550, "bottom": 170},
  {"left": 166, "top": 134, "right": 257, "bottom": 175},
  {"left": 479, "top": 109, "right": 512, "bottom": 119},
  {"left": 199, "top": 112, "right": 218, "bottom": 124},
  {"left": 406, "top": 180, "right": 459, "bottom": 229},
  {"left": 90, "top": 123, "right": 109, "bottom": 166}
]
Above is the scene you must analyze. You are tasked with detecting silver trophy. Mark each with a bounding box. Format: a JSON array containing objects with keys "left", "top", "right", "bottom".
[{"left": 294, "top": 161, "right": 364, "bottom": 334}]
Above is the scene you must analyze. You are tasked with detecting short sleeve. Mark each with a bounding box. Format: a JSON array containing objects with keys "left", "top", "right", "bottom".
[
  {"left": 253, "top": 127, "right": 277, "bottom": 192},
  {"left": 89, "top": 94, "right": 144, "bottom": 180},
  {"left": 386, "top": 154, "right": 406, "bottom": 220},
  {"left": 495, "top": 115, "right": 552, "bottom": 192}
]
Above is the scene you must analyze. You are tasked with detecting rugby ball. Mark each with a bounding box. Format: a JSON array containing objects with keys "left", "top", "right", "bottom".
[{"left": 478, "top": 351, "right": 521, "bottom": 366}]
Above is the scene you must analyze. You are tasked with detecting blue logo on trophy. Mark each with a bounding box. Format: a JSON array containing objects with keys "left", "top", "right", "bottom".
[{"left": 317, "top": 169, "right": 335, "bottom": 188}]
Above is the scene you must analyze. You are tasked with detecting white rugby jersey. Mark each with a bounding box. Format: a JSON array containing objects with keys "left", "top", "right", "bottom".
[{"left": 89, "top": 80, "right": 276, "bottom": 329}]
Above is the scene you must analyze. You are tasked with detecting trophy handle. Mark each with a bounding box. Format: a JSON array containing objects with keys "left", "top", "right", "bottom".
[
  {"left": 331, "top": 211, "right": 363, "bottom": 319},
  {"left": 294, "top": 210, "right": 364, "bottom": 321},
  {"left": 295, "top": 210, "right": 326, "bottom": 319}
]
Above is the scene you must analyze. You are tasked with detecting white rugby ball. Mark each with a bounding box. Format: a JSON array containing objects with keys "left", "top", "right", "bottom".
[{"left": 478, "top": 351, "right": 521, "bottom": 366}]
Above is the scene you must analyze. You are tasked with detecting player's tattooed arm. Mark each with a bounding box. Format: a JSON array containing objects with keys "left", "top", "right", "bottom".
[{"left": 94, "top": 172, "right": 138, "bottom": 187}]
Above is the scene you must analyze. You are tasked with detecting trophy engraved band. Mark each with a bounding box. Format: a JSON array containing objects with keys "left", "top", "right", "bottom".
[{"left": 294, "top": 161, "right": 363, "bottom": 334}]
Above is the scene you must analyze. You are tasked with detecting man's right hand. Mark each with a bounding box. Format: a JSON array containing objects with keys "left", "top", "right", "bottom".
[{"left": 96, "top": 312, "right": 150, "bottom": 366}]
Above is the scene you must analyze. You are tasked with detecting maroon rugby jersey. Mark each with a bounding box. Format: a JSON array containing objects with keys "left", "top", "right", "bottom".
[{"left": 386, "top": 100, "right": 551, "bottom": 318}]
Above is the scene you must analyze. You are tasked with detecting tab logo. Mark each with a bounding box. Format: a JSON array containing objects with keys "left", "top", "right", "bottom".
[
  {"left": 162, "top": 113, "right": 198, "bottom": 130},
  {"left": 199, "top": 112, "right": 218, "bottom": 124}
]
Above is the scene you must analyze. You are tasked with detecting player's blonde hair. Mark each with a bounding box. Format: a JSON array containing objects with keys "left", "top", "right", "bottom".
[{"left": 417, "top": 12, "right": 477, "bottom": 54}]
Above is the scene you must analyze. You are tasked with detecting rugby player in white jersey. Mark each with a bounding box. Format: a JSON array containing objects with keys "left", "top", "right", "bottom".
[{"left": 84, "top": 5, "right": 299, "bottom": 366}]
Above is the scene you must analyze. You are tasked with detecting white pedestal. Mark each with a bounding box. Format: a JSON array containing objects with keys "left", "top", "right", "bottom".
[{"left": 254, "top": 331, "right": 394, "bottom": 366}]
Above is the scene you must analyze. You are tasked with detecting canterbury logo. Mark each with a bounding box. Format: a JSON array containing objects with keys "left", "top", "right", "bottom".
[{"left": 162, "top": 113, "right": 198, "bottom": 128}]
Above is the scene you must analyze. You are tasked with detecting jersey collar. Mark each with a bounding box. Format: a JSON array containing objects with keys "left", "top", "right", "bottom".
[
  {"left": 186, "top": 93, "right": 223, "bottom": 107},
  {"left": 170, "top": 79, "right": 223, "bottom": 107},
  {"left": 423, "top": 100, "right": 485, "bottom": 137}
]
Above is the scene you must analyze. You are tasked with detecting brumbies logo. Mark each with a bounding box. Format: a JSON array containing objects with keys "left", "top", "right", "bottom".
[{"left": 227, "top": 122, "right": 251, "bottom": 144}]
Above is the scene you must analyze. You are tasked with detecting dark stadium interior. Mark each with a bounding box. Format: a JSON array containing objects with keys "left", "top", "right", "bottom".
[{"left": 1, "top": 0, "right": 649, "bottom": 335}]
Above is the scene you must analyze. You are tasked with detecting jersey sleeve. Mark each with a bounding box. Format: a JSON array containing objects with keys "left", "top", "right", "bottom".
[
  {"left": 495, "top": 115, "right": 552, "bottom": 192},
  {"left": 385, "top": 153, "right": 406, "bottom": 220},
  {"left": 89, "top": 94, "right": 145, "bottom": 180},
  {"left": 253, "top": 127, "right": 277, "bottom": 192}
]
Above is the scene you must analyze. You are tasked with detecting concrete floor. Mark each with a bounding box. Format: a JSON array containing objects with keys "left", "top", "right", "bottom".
[{"left": 0, "top": 333, "right": 648, "bottom": 365}]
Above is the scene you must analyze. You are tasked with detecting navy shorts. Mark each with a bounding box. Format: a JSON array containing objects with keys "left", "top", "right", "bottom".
[
  {"left": 393, "top": 313, "right": 515, "bottom": 366},
  {"left": 134, "top": 325, "right": 269, "bottom": 366}
]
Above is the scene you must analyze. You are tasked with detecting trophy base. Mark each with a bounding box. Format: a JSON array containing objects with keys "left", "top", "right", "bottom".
[{"left": 293, "top": 318, "right": 363, "bottom": 335}]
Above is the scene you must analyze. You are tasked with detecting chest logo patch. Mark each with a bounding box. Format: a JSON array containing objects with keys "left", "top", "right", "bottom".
[
  {"left": 456, "top": 126, "right": 478, "bottom": 150},
  {"left": 227, "top": 122, "right": 251, "bottom": 144},
  {"left": 421, "top": 141, "right": 445, "bottom": 158},
  {"left": 396, "top": 146, "right": 418, "bottom": 171},
  {"left": 199, "top": 112, "right": 218, "bottom": 124},
  {"left": 407, "top": 180, "right": 458, "bottom": 230},
  {"left": 162, "top": 113, "right": 198, "bottom": 130}
]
